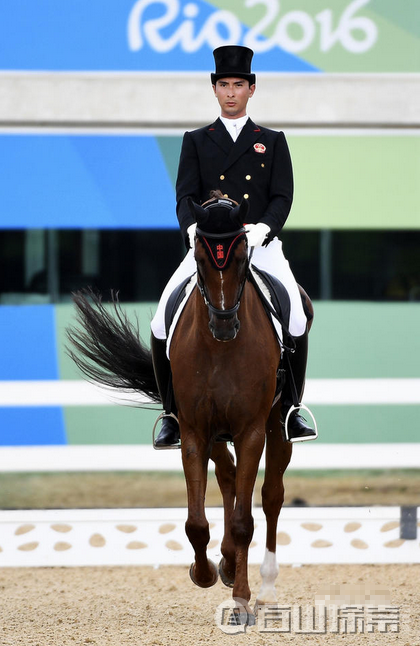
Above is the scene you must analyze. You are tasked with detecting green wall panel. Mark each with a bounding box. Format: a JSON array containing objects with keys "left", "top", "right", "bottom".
[
  {"left": 288, "top": 135, "right": 420, "bottom": 230},
  {"left": 307, "top": 302, "right": 420, "bottom": 378},
  {"left": 64, "top": 403, "right": 420, "bottom": 446},
  {"left": 309, "top": 405, "right": 420, "bottom": 443},
  {"left": 64, "top": 406, "right": 157, "bottom": 445},
  {"left": 56, "top": 301, "right": 419, "bottom": 445},
  {"left": 211, "top": 0, "right": 420, "bottom": 72},
  {"left": 56, "top": 302, "right": 157, "bottom": 381},
  {"left": 58, "top": 301, "right": 420, "bottom": 381}
]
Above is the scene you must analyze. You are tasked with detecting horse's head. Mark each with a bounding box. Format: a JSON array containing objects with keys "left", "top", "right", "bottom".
[{"left": 188, "top": 194, "right": 249, "bottom": 342}]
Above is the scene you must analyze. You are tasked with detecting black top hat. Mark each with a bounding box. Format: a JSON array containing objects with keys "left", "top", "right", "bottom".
[{"left": 211, "top": 45, "right": 255, "bottom": 85}]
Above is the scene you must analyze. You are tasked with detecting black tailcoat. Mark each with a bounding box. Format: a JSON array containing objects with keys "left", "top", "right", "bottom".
[{"left": 176, "top": 117, "right": 293, "bottom": 246}]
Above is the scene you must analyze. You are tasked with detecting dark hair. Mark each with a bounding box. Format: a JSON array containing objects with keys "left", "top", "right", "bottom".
[{"left": 212, "top": 78, "right": 252, "bottom": 88}]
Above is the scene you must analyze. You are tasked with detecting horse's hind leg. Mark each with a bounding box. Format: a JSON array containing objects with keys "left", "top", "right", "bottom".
[
  {"left": 256, "top": 402, "right": 292, "bottom": 607},
  {"left": 181, "top": 422, "right": 218, "bottom": 588},
  {"left": 210, "top": 442, "right": 236, "bottom": 587}
]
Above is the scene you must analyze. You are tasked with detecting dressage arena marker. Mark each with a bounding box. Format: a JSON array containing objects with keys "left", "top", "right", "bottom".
[{"left": 0, "top": 507, "right": 418, "bottom": 568}]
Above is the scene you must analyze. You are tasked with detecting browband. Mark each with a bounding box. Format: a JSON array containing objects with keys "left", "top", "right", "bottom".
[{"left": 196, "top": 226, "right": 246, "bottom": 239}]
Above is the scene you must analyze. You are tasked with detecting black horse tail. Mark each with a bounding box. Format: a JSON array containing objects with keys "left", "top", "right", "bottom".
[{"left": 67, "top": 289, "right": 161, "bottom": 405}]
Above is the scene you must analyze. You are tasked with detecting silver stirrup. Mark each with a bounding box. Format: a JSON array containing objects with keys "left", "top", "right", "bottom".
[
  {"left": 284, "top": 404, "right": 318, "bottom": 443},
  {"left": 152, "top": 412, "right": 181, "bottom": 451}
]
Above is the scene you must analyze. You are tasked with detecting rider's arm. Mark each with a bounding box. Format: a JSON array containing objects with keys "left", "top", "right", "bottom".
[
  {"left": 176, "top": 131, "right": 202, "bottom": 248},
  {"left": 259, "top": 131, "right": 294, "bottom": 243}
]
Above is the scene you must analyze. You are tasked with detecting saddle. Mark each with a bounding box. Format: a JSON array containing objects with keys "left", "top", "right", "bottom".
[
  {"left": 248, "top": 265, "right": 291, "bottom": 347},
  {"left": 165, "top": 267, "right": 292, "bottom": 349}
]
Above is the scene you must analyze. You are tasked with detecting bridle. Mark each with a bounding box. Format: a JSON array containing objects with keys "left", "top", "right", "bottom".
[{"left": 195, "top": 225, "right": 251, "bottom": 321}]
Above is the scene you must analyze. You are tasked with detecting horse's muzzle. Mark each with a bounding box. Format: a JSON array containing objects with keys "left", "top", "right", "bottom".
[{"left": 209, "top": 317, "right": 240, "bottom": 342}]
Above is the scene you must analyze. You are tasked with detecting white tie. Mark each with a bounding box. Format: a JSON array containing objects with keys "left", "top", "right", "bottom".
[{"left": 233, "top": 123, "right": 238, "bottom": 142}]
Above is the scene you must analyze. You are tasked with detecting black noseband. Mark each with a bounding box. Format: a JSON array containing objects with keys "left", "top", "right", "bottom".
[{"left": 205, "top": 299, "right": 241, "bottom": 320}]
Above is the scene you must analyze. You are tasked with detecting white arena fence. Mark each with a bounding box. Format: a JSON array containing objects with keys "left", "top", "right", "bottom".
[
  {"left": 1, "top": 378, "right": 419, "bottom": 407},
  {"left": 0, "top": 378, "right": 419, "bottom": 472},
  {"left": 0, "top": 506, "right": 418, "bottom": 568},
  {"left": 1, "top": 443, "right": 420, "bottom": 472}
]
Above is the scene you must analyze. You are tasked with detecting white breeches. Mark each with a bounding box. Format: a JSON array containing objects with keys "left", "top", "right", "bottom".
[{"left": 150, "top": 237, "right": 307, "bottom": 339}]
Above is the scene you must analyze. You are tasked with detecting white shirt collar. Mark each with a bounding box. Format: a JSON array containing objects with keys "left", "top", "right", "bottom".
[{"left": 220, "top": 115, "right": 249, "bottom": 142}]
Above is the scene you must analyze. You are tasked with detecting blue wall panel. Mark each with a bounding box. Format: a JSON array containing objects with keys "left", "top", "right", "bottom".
[
  {"left": 0, "top": 306, "right": 59, "bottom": 380},
  {"left": 0, "top": 0, "right": 317, "bottom": 72},
  {"left": 0, "top": 134, "right": 177, "bottom": 229},
  {"left": 0, "top": 407, "right": 66, "bottom": 446}
]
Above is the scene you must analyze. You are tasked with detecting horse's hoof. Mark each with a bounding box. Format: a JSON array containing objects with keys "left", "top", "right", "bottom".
[
  {"left": 218, "top": 557, "right": 235, "bottom": 588},
  {"left": 189, "top": 559, "right": 218, "bottom": 588},
  {"left": 229, "top": 609, "right": 255, "bottom": 627},
  {"left": 253, "top": 599, "right": 268, "bottom": 617},
  {"left": 246, "top": 612, "right": 256, "bottom": 626}
]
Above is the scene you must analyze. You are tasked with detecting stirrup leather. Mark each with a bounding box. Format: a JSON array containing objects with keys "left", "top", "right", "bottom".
[
  {"left": 152, "top": 412, "right": 181, "bottom": 451},
  {"left": 284, "top": 403, "right": 318, "bottom": 443}
]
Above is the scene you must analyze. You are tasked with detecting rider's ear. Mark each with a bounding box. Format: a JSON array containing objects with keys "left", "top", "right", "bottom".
[{"left": 187, "top": 197, "right": 208, "bottom": 225}]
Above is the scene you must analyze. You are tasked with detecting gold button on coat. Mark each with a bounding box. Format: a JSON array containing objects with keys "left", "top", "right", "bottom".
[
  {"left": 245, "top": 175, "right": 251, "bottom": 180},
  {"left": 243, "top": 193, "right": 249, "bottom": 199},
  {"left": 220, "top": 175, "right": 225, "bottom": 180}
]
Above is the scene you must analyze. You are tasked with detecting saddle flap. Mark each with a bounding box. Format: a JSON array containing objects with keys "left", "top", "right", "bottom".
[
  {"left": 250, "top": 265, "right": 291, "bottom": 333},
  {"left": 164, "top": 274, "right": 196, "bottom": 339}
]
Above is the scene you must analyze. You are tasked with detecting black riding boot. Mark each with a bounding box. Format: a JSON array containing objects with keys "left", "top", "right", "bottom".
[
  {"left": 282, "top": 329, "right": 317, "bottom": 442},
  {"left": 151, "top": 333, "right": 180, "bottom": 448}
]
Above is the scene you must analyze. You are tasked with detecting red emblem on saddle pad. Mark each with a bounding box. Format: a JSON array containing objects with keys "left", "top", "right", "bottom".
[
  {"left": 216, "top": 244, "right": 224, "bottom": 260},
  {"left": 254, "top": 143, "right": 266, "bottom": 154}
]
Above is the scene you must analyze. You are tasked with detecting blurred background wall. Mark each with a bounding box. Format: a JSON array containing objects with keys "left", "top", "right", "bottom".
[{"left": 0, "top": 0, "right": 419, "bottom": 455}]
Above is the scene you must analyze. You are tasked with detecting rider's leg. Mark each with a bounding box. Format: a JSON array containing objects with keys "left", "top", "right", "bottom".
[
  {"left": 252, "top": 239, "right": 316, "bottom": 441},
  {"left": 251, "top": 238, "right": 306, "bottom": 336},
  {"left": 151, "top": 333, "right": 180, "bottom": 447},
  {"left": 281, "top": 328, "right": 316, "bottom": 440},
  {"left": 150, "top": 249, "right": 196, "bottom": 448},
  {"left": 151, "top": 248, "right": 196, "bottom": 340}
]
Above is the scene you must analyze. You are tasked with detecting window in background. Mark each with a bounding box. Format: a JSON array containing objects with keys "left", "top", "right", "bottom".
[{"left": 0, "top": 230, "right": 418, "bottom": 304}]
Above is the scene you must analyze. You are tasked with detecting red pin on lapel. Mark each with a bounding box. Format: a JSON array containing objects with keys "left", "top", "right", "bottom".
[{"left": 254, "top": 143, "right": 266, "bottom": 154}]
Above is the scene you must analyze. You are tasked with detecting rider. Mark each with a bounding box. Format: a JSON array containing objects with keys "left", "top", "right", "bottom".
[{"left": 151, "top": 45, "right": 316, "bottom": 447}]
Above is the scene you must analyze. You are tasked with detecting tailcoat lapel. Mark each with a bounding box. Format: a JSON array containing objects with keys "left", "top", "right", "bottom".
[
  {"left": 221, "top": 119, "right": 263, "bottom": 172},
  {"left": 204, "top": 118, "right": 233, "bottom": 155}
]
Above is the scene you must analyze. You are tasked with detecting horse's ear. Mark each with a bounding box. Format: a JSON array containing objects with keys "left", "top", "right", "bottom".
[
  {"left": 187, "top": 197, "right": 208, "bottom": 226},
  {"left": 230, "top": 198, "right": 249, "bottom": 226}
]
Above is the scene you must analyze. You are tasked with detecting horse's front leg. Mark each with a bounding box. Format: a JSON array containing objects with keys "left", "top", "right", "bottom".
[
  {"left": 256, "top": 401, "right": 292, "bottom": 607},
  {"left": 210, "top": 442, "right": 236, "bottom": 587},
  {"left": 231, "top": 427, "right": 265, "bottom": 612},
  {"left": 181, "top": 420, "right": 218, "bottom": 589}
]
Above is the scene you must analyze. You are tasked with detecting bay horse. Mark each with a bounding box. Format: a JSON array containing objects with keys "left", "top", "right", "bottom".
[{"left": 68, "top": 194, "right": 313, "bottom": 624}]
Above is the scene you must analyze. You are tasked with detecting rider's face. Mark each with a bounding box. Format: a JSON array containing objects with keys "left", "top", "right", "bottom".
[{"left": 213, "top": 78, "right": 255, "bottom": 119}]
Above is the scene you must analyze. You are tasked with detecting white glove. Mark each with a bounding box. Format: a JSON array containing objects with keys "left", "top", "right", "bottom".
[
  {"left": 246, "top": 223, "right": 270, "bottom": 247},
  {"left": 187, "top": 223, "right": 197, "bottom": 248}
]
